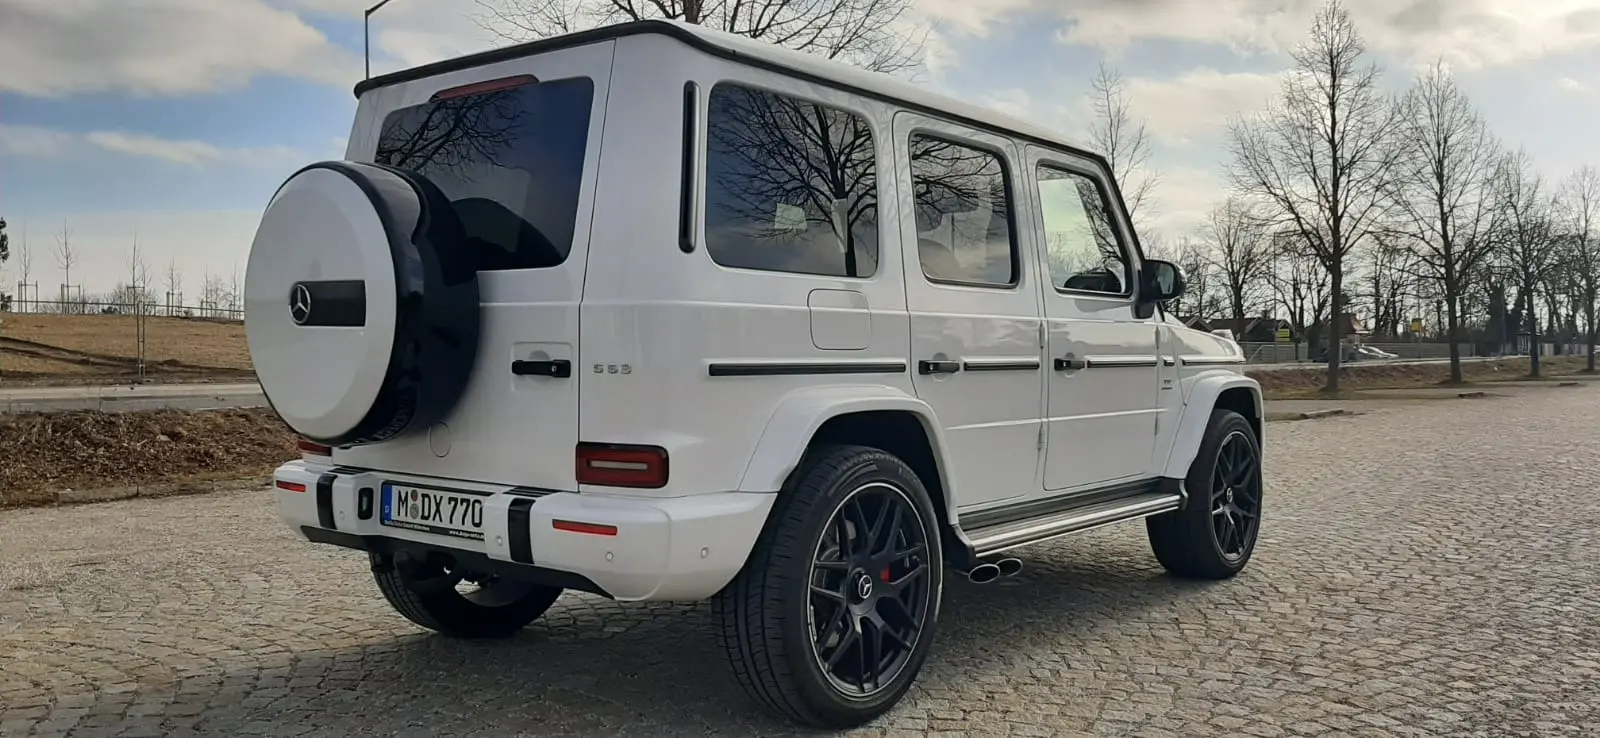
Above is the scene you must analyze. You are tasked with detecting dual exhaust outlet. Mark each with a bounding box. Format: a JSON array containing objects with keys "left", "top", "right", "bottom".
[{"left": 964, "top": 556, "right": 1023, "bottom": 584}]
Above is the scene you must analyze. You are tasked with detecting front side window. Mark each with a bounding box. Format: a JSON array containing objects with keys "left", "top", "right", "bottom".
[
  {"left": 375, "top": 77, "right": 595, "bottom": 271},
  {"left": 704, "top": 84, "right": 880, "bottom": 278},
  {"left": 1036, "top": 165, "right": 1132, "bottom": 295},
  {"left": 908, "top": 135, "right": 1017, "bottom": 287}
]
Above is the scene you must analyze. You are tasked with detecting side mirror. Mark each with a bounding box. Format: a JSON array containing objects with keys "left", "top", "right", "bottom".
[{"left": 1142, "top": 259, "right": 1186, "bottom": 302}]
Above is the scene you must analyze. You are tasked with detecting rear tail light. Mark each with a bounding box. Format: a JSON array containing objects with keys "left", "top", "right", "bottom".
[
  {"left": 297, "top": 439, "right": 332, "bottom": 457},
  {"left": 276, "top": 480, "right": 307, "bottom": 493},
  {"left": 575, "top": 443, "right": 669, "bottom": 489}
]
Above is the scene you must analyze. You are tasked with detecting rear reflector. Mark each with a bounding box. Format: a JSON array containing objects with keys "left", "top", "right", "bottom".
[
  {"left": 276, "top": 480, "right": 307, "bottom": 493},
  {"left": 297, "top": 439, "right": 332, "bottom": 456},
  {"left": 431, "top": 74, "right": 539, "bottom": 100},
  {"left": 575, "top": 443, "right": 669, "bottom": 488},
  {"left": 552, "top": 519, "right": 618, "bottom": 537}
]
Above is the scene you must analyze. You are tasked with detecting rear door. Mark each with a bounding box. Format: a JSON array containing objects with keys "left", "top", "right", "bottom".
[
  {"left": 893, "top": 112, "right": 1047, "bottom": 512},
  {"left": 335, "top": 41, "right": 616, "bottom": 490}
]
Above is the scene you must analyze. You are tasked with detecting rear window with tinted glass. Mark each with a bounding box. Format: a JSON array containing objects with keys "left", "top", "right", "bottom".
[{"left": 375, "top": 77, "right": 594, "bottom": 270}]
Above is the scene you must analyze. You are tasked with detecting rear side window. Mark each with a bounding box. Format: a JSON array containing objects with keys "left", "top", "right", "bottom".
[
  {"left": 908, "top": 135, "right": 1018, "bottom": 287},
  {"left": 704, "top": 83, "right": 880, "bottom": 278},
  {"left": 375, "top": 77, "right": 595, "bottom": 270}
]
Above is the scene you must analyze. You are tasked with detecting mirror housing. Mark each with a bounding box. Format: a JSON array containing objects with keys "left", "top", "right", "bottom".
[{"left": 1141, "top": 259, "right": 1186, "bottom": 303}]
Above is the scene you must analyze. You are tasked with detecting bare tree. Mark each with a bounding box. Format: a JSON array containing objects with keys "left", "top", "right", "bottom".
[
  {"left": 1558, "top": 166, "right": 1600, "bottom": 371},
  {"left": 54, "top": 221, "right": 79, "bottom": 314},
  {"left": 1384, "top": 61, "right": 1503, "bottom": 382},
  {"left": 1494, "top": 148, "right": 1559, "bottom": 377},
  {"left": 127, "top": 233, "right": 151, "bottom": 308},
  {"left": 1268, "top": 231, "right": 1332, "bottom": 359},
  {"left": 474, "top": 0, "right": 928, "bottom": 74},
  {"left": 1086, "top": 63, "right": 1159, "bottom": 226},
  {"left": 1165, "top": 237, "right": 1223, "bottom": 321},
  {"left": 163, "top": 257, "right": 184, "bottom": 314},
  {"left": 16, "top": 224, "right": 32, "bottom": 310},
  {"left": 1224, "top": 1, "right": 1399, "bottom": 391},
  {"left": 1201, "top": 197, "right": 1271, "bottom": 327}
]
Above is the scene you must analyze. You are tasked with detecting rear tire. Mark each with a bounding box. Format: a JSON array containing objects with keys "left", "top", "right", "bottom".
[
  {"left": 1147, "top": 409, "right": 1262, "bottom": 579},
  {"left": 715, "top": 444, "right": 943, "bottom": 728},
  {"left": 371, "top": 553, "right": 563, "bottom": 638}
]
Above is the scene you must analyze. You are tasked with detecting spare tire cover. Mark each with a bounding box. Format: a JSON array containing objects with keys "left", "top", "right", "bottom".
[{"left": 244, "top": 161, "right": 479, "bottom": 446}]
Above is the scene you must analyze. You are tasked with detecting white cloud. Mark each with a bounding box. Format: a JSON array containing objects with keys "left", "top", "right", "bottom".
[
  {"left": 916, "top": 0, "right": 1039, "bottom": 37},
  {"left": 1125, "top": 69, "right": 1282, "bottom": 146},
  {"left": 1, "top": 125, "right": 302, "bottom": 169},
  {"left": 1149, "top": 166, "right": 1231, "bottom": 239},
  {"left": 1558, "top": 76, "right": 1592, "bottom": 94},
  {"left": 1052, "top": 0, "right": 1600, "bottom": 69},
  {"left": 981, "top": 88, "right": 1037, "bottom": 121},
  {"left": 0, "top": 0, "right": 361, "bottom": 97}
]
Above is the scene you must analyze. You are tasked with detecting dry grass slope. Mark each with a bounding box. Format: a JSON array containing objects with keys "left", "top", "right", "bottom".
[{"left": 0, "top": 313, "right": 253, "bottom": 385}]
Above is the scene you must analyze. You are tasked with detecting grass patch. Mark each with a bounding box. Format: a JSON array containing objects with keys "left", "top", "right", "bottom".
[
  {"left": 1255, "top": 355, "right": 1593, "bottom": 399},
  {"left": 0, "top": 407, "right": 296, "bottom": 508},
  {"left": 0, "top": 313, "right": 252, "bottom": 386}
]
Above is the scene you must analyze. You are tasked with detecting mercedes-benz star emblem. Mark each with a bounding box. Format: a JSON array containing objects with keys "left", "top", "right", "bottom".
[
  {"left": 289, "top": 284, "right": 313, "bottom": 325},
  {"left": 855, "top": 573, "right": 873, "bottom": 601}
]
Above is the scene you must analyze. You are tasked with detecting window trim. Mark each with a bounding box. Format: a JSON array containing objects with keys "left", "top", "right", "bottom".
[
  {"left": 698, "top": 79, "right": 885, "bottom": 281},
  {"left": 1033, "top": 157, "right": 1139, "bottom": 301},
  {"left": 905, "top": 129, "right": 1022, "bottom": 291}
]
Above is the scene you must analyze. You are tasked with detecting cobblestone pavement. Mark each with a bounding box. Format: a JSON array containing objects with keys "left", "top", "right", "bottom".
[{"left": 3, "top": 388, "right": 1599, "bottom": 738}]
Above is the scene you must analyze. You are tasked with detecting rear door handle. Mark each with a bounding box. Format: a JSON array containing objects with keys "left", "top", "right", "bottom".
[
  {"left": 512, "top": 359, "right": 572, "bottom": 378},
  {"left": 1053, "top": 354, "right": 1087, "bottom": 371},
  {"left": 918, "top": 359, "right": 962, "bottom": 375}
]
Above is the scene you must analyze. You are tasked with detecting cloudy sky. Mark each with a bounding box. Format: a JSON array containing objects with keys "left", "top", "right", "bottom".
[{"left": 2, "top": 0, "right": 1599, "bottom": 297}]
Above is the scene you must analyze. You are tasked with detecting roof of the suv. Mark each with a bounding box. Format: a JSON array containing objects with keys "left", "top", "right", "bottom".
[{"left": 354, "top": 19, "right": 1099, "bottom": 163}]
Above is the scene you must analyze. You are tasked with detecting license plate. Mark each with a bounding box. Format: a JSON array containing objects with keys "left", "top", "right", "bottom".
[{"left": 380, "top": 484, "right": 486, "bottom": 541}]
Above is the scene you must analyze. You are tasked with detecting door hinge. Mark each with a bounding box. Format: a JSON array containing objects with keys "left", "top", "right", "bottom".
[
  {"left": 1037, "top": 424, "right": 1045, "bottom": 450},
  {"left": 1038, "top": 321, "right": 1046, "bottom": 349}
]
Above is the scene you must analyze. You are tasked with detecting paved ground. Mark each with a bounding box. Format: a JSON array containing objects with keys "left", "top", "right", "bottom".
[{"left": 3, "top": 389, "right": 1599, "bottom": 737}]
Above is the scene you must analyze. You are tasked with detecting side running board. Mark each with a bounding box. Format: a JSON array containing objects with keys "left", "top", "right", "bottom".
[{"left": 963, "top": 491, "right": 1181, "bottom": 558}]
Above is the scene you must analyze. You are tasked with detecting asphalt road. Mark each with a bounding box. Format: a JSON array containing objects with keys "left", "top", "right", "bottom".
[
  {"left": 0, "top": 383, "right": 266, "bottom": 415},
  {"left": 2, "top": 383, "right": 1597, "bottom": 736}
]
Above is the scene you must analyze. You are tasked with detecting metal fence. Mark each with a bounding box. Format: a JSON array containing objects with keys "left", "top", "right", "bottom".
[{"left": 6, "top": 296, "right": 243, "bottom": 321}]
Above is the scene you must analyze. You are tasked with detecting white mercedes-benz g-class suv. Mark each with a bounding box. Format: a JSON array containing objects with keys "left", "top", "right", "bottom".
[{"left": 246, "top": 19, "right": 1263, "bottom": 729}]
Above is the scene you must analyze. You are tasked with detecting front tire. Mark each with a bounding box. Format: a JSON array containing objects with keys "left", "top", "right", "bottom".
[
  {"left": 715, "top": 444, "right": 944, "bottom": 728},
  {"left": 1147, "top": 409, "right": 1263, "bottom": 579},
  {"left": 371, "top": 553, "right": 563, "bottom": 638}
]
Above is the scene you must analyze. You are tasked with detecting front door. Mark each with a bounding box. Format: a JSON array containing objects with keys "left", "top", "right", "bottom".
[
  {"left": 1024, "top": 147, "right": 1161, "bottom": 492},
  {"left": 894, "top": 112, "right": 1046, "bottom": 511}
]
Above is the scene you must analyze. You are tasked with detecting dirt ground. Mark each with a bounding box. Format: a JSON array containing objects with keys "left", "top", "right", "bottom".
[
  {"left": 0, "top": 407, "right": 296, "bottom": 507},
  {"left": 0, "top": 313, "right": 253, "bottom": 386},
  {"left": 1254, "top": 355, "right": 1594, "bottom": 397}
]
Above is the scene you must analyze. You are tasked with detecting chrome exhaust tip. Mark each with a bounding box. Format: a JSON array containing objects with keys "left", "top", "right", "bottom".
[
  {"left": 966, "top": 562, "right": 1001, "bottom": 584},
  {"left": 995, "top": 557, "right": 1023, "bottom": 577}
]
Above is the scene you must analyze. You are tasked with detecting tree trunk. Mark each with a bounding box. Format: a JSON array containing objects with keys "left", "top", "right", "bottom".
[
  {"left": 1587, "top": 293, "right": 1597, "bottom": 373},
  {"left": 1324, "top": 268, "right": 1343, "bottom": 393},
  {"left": 1528, "top": 282, "right": 1542, "bottom": 378},
  {"left": 1445, "top": 289, "right": 1463, "bottom": 384}
]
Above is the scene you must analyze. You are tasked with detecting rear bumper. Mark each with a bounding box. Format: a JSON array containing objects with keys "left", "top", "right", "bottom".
[{"left": 272, "top": 461, "right": 775, "bottom": 601}]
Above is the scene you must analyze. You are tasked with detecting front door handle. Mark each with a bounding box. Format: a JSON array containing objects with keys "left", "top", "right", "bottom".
[
  {"left": 1053, "top": 354, "right": 1087, "bottom": 371},
  {"left": 512, "top": 359, "right": 572, "bottom": 378},
  {"left": 918, "top": 359, "right": 962, "bottom": 375}
]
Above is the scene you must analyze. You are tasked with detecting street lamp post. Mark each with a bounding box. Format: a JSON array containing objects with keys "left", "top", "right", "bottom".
[{"left": 364, "top": 0, "right": 399, "bottom": 80}]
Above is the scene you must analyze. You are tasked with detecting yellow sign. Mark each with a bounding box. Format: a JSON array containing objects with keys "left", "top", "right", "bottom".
[
  {"left": 1275, "top": 328, "right": 1291, "bottom": 342},
  {"left": 1410, "top": 319, "right": 1425, "bottom": 334}
]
